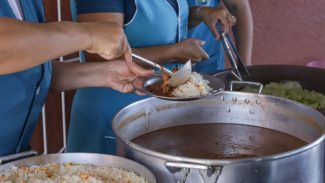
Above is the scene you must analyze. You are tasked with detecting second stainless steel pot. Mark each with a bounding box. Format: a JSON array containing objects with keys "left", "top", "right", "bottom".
[
  {"left": 0, "top": 153, "right": 156, "bottom": 183},
  {"left": 113, "top": 92, "right": 325, "bottom": 183},
  {"left": 214, "top": 64, "right": 325, "bottom": 115}
]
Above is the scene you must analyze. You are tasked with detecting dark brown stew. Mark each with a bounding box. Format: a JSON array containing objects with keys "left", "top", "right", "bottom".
[{"left": 132, "top": 123, "right": 307, "bottom": 159}]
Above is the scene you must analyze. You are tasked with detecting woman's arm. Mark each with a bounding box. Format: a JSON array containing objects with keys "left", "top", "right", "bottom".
[
  {"left": 78, "top": 13, "right": 209, "bottom": 65},
  {"left": 188, "top": 0, "right": 253, "bottom": 65},
  {"left": 51, "top": 57, "right": 153, "bottom": 93},
  {"left": 223, "top": 0, "right": 253, "bottom": 65},
  {"left": 0, "top": 17, "right": 130, "bottom": 74}
]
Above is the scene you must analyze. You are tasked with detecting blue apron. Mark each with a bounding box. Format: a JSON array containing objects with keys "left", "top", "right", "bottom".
[
  {"left": 67, "top": 0, "right": 189, "bottom": 154},
  {"left": 0, "top": 0, "right": 52, "bottom": 156},
  {"left": 188, "top": 0, "right": 225, "bottom": 74}
]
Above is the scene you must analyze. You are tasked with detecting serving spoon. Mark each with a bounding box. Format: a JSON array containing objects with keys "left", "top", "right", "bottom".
[{"left": 132, "top": 53, "right": 192, "bottom": 87}]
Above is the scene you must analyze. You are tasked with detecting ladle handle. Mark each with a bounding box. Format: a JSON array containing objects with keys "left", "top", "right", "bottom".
[{"left": 132, "top": 53, "right": 173, "bottom": 75}]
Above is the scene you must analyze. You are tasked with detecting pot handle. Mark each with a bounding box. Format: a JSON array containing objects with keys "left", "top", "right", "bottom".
[
  {"left": 0, "top": 151, "right": 38, "bottom": 165},
  {"left": 229, "top": 80, "right": 264, "bottom": 94},
  {"left": 165, "top": 161, "right": 223, "bottom": 183}
]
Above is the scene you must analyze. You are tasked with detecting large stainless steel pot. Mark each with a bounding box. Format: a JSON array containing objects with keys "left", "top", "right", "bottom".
[
  {"left": 113, "top": 92, "right": 325, "bottom": 183},
  {"left": 213, "top": 64, "right": 325, "bottom": 115},
  {"left": 0, "top": 153, "right": 156, "bottom": 183}
]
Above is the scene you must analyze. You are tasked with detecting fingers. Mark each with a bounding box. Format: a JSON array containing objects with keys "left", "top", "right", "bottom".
[
  {"left": 122, "top": 44, "right": 153, "bottom": 77},
  {"left": 111, "top": 79, "right": 146, "bottom": 94},
  {"left": 199, "top": 47, "right": 210, "bottom": 60},
  {"left": 208, "top": 23, "right": 220, "bottom": 40},
  {"left": 110, "top": 80, "right": 135, "bottom": 93},
  {"left": 107, "top": 31, "right": 129, "bottom": 60},
  {"left": 127, "top": 59, "right": 154, "bottom": 77},
  {"left": 188, "top": 39, "right": 209, "bottom": 62},
  {"left": 135, "top": 90, "right": 146, "bottom": 95},
  {"left": 204, "top": 8, "right": 236, "bottom": 40},
  {"left": 195, "top": 39, "right": 205, "bottom": 46},
  {"left": 125, "top": 48, "right": 154, "bottom": 77},
  {"left": 227, "top": 13, "right": 237, "bottom": 26},
  {"left": 87, "top": 24, "right": 132, "bottom": 61},
  {"left": 218, "top": 9, "right": 230, "bottom": 34}
]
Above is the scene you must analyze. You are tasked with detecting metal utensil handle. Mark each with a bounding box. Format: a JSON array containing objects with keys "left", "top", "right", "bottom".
[
  {"left": 165, "top": 161, "right": 211, "bottom": 170},
  {"left": 220, "top": 32, "right": 250, "bottom": 81},
  {"left": 230, "top": 80, "right": 264, "bottom": 94},
  {"left": 226, "top": 34, "right": 251, "bottom": 80},
  {"left": 132, "top": 53, "right": 173, "bottom": 75},
  {"left": 0, "top": 151, "right": 38, "bottom": 165},
  {"left": 165, "top": 161, "right": 223, "bottom": 183},
  {"left": 220, "top": 32, "right": 238, "bottom": 74}
]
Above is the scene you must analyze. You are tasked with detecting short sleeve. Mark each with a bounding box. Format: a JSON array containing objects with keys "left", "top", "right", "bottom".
[{"left": 75, "top": 0, "right": 124, "bottom": 14}]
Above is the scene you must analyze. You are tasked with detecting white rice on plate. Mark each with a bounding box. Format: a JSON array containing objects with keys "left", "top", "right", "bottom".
[
  {"left": 172, "top": 72, "right": 212, "bottom": 98},
  {"left": 0, "top": 163, "right": 148, "bottom": 183}
]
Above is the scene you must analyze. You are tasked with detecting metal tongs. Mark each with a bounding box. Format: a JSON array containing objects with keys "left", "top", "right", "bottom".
[
  {"left": 132, "top": 53, "right": 192, "bottom": 87},
  {"left": 220, "top": 31, "right": 250, "bottom": 81}
]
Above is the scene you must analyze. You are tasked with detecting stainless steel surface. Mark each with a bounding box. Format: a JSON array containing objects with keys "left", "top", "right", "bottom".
[
  {"left": 220, "top": 32, "right": 250, "bottom": 81},
  {"left": 41, "top": 106, "right": 48, "bottom": 154},
  {"left": 113, "top": 93, "right": 325, "bottom": 183},
  {"left": 214, "top": 64, "right": 325, "bottom": 115},
  {"left": 229, "top": 80, "right": 263, "bottom": 94},
  {"left": 132, "top": 53, "right": 172, "bottom": 75},
  {"left": 132, "top": 53, "right": 192, "bottom": 87},
  {"left": 0, "top": 153, "right": 156, "bottom": 183},
  {"left": 0, "top": 151, "right": 38, "bottom": 165},
  {"left": 165, "top": 161, "right": 223, "bottom": 182},
  {"left": 132, "top": 73, "right": 225, "bottom": 101}
]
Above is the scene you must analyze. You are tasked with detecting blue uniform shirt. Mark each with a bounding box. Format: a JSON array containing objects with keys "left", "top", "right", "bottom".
[
  {"left": 188, "top": 0, "right": 225, "bottom": 74},
  {"left": 0, "top": 1, "right": 52, "bottom": 156},
  {"left": 68, "top": 0, "right": 189, "bottom": 154}
]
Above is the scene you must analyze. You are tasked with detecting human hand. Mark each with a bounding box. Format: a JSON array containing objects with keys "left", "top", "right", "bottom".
[
  {"left": 102, "top": 50, "right": 153, "bottom": 93},
  {"left": 83, "top": 22, "right": 131, "bottom": 61},
  {"left": 196, "top": 6, "right": 236, "bottom": 40},
  {"left": 173, "top": 39, "right": 209, "bottom": 63}
]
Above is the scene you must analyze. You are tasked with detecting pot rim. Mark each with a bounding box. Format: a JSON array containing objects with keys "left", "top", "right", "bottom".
[
  {"left": 113, "top": 92, "right": 325, "bottom": 166},
  {"left": 0, "top": 153, "right": 157, "bottom": 183},
  {"left": 213, "top": 64, "right": 325, "bottom": 74}
]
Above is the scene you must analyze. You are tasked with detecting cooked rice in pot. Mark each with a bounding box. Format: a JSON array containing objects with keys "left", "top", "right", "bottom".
[
  {"left": 0, "top": 163, "right": 148, "bottom": 183},
  {"left": 172, "top": 72, "right": 212, "bottom": 97}
]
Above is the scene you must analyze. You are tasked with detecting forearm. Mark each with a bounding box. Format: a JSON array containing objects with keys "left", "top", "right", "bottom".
[
  {"left": 51, "top": 61, "right": 105, "bottom": 92},
  {"left": 224, "top": 0, "right": 253, "bottom": 65},
  {"left": 132, "top": 45, "right": 179, "bottom": 66},
  {"left": 188, "top": 7, "right": 203, "bottom": 29},
  {"left": 0, "top": 18, "right": 92, "bottom": 74},
  {"left": 83, "top": 45, "right": 179, "bottom": 67}
]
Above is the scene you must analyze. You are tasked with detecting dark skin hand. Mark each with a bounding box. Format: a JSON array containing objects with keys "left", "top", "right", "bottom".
[
  {"left": 189, "top": 6, "right": 236, "bottom": 40},
  {"left": 77, "top": 13, "right": 210, "bottom": 65},
  {"left": 76, "top": 2, "right": 250, "bottom": 66},
  {"left": 188, "top": 0, "right": 253, "bottom": 65}
]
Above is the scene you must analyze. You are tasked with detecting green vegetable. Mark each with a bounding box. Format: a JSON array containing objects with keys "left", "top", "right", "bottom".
[{"left": 241, "top": 81, "right": 325, "bottom": 109}]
